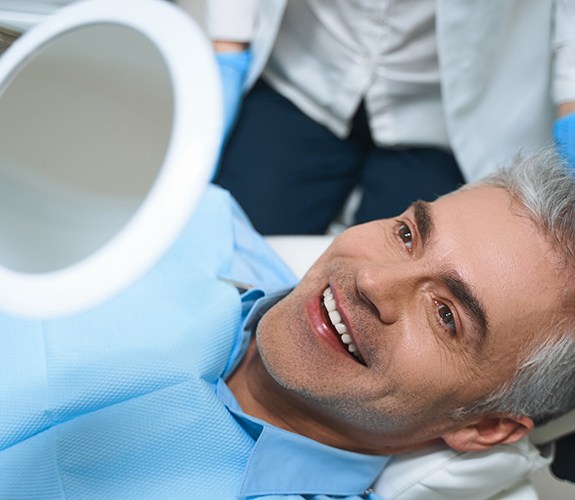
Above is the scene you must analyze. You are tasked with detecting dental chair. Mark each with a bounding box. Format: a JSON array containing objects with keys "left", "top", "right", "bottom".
[{"left": 0, "top": 1, "right": 573, "bottom": 498}]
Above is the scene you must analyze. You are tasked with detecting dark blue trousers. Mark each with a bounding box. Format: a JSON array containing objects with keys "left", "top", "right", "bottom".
[{"left": 215, "top": 79, "right": 464, "bottom": 235}]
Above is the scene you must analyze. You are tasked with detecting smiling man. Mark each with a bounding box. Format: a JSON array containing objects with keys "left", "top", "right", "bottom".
[
  {"left": 2, "top": 149, "right": 575, "bottom": 499},
  {"left": 230, "top": 173, "right": 570, "bottom": 458}
]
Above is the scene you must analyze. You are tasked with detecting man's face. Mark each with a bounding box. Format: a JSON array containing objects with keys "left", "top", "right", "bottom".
[{"left": 255, "top": 186, "right": 564, "bottom": 452}]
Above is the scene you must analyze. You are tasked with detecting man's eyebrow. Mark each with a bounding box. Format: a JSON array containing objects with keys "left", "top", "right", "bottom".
[
  {"left": 412, "top": 200, "right": 434, "bottom": 247},
  {"left": 441, "top": 271, "right": 490, "bottom": 346},
  {"left": 411, "top": 200, "right": 489, "bottom": 344}
]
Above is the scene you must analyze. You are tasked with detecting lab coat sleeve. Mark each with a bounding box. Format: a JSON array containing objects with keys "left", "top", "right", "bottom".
[
  {"left": 553, "top": 0, "right": 575, "bottom": 104},
  {"left": 206, "top": 0, "right": 259, "bottom": 42}
]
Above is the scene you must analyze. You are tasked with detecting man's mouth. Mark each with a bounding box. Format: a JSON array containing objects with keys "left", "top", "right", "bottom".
[{"left": 322, "top": 286, "right": 366, "bottom": 365}]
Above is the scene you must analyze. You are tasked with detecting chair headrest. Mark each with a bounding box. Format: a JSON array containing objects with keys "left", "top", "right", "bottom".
[{"left": 530, "top": 408, "right": 575, "bottom": 445}]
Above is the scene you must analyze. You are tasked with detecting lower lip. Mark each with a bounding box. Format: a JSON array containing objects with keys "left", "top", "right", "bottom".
[{"left": 305, "top": 294, "right": 351, "bottom": 357}]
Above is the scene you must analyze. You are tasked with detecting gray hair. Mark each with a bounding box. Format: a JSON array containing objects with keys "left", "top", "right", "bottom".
[{"left": 456, "top": 149, "right": 575, "bottom": 425}]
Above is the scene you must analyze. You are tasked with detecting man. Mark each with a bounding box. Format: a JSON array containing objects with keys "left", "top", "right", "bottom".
[
  {"left": 1, "top": 149, "right": 574, "bottom": 498},
  {"left": 228, "top": 148, "right": 575, "bottom": 455}
]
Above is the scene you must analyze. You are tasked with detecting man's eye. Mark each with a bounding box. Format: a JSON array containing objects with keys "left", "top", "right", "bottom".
[
  {"left": 397, "top": 223, "right": 413, "bottom": 250},
  {"left": 437, "top": 303, "right": 457, "bottom": 334}
]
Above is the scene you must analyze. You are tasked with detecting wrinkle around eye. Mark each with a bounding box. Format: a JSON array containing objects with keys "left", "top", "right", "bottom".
[{"left": 439, "top": 271, "right": 489, "bottom": 350}]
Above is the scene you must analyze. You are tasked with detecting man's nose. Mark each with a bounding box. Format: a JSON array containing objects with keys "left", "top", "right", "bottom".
[{"left": 355, "top": 262, "right": 420, "bottom": 325}]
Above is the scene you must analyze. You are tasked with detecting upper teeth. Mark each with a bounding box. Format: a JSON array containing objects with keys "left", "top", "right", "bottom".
[{"left": 323, "top": 287, "right": 360, "bottom": 358}]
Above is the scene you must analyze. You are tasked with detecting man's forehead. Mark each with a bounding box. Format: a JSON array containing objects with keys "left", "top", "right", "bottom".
[
  {"left": 407, "top": 187, "right": 512, "bottom": 249},
  {"left": 428, "top": 186, "right": 540, "bottom": 246},
  {"left": 432, "top": 185, "right": 510, "bottom": 212},
  {"left": 425, "top": 187, "right": 561, "bottom": 340}
]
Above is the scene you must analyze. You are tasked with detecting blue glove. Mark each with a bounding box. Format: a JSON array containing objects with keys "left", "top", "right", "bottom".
[
  {"left": 554, "top": 112, "right": 575, "bottom": 168},
  {"left": 215, "top": 49, "right": 252, "bottom": 140}
]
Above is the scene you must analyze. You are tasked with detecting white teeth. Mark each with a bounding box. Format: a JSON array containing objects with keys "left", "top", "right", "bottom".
[
  {"left": 341, "top": 333, "right": 352, "bottom": 345},
  {"left": 324, "top": 297, "right": 336, "bottom": 312},
  {"left": 335, "top": 323, "right": 347, "bottom": 334},
  {"left": 328, "top": 310, "right": 341, "bottom": 324},
  {"left": 322, "top": 286, "right": 361, "bottom": 360}
]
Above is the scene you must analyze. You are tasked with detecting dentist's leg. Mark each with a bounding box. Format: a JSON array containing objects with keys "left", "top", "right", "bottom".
[
  {"left": 215, "top": 80, "right": 366, "bottom": 235},
  {"left": 355, "top": 146, "right": 464, "bottom": 223}
]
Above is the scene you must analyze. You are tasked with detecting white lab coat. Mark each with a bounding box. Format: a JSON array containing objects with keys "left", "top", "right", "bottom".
[{"left": 209, "top": 0, "right": 575, "bottom": 181}]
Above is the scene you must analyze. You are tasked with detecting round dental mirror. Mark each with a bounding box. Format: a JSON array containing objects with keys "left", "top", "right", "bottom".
[{"left": 0, "top": 0, "right": 222, "bottom": 317}]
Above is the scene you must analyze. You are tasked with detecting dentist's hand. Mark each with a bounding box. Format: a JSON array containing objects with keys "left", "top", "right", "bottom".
[
  {"left": 214, "top": 41, "right": 252, "bottom": 141},
  {"left": 554, "top": 103, "right": 575, "bottom": 168}
]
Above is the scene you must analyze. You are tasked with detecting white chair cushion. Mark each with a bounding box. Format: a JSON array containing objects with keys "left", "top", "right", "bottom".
[{"left": 373, "top": 439, "right": 552, "bottom": 499}]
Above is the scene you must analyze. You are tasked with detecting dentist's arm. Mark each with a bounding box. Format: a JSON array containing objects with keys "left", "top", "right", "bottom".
[
  {"left": 207, "top": 0, "right": 257, "bottom": 139},
  {"left": 553, "top": 1, "right": 575, "bottom": 166},
  {"left": 212, "top": 41, "right": 252, "bottom": 140},
  {"left": 554, "top": 104, "right": 575, "bottom": 168},
  {"left": 173, "top": 1, "right": 256, "bottom": 139}
]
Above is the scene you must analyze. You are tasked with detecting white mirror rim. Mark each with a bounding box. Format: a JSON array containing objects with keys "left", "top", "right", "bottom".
[{"left": 0, "top": 0, "right": 222, "bottom": 318}]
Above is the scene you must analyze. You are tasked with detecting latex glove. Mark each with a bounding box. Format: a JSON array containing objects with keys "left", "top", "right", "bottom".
[
  {"left": 554, "top": 112, "right": 575, "bottom": 168},
  {"left": 215, "top": 49, "right": 252, "bottom": 140}
]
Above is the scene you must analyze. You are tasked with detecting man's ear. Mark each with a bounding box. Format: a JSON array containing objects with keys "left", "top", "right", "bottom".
[{"left": 442, "top": 415, "right": 534, "bottom": 452}]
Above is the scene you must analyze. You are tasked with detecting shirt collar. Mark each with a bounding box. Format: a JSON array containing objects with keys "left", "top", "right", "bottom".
[
  {"left": 217, "top": 380, "right": 389, "bottom": 498},
  {"left": 222, "top": 288, "right": 289, "bottom": 379}
]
